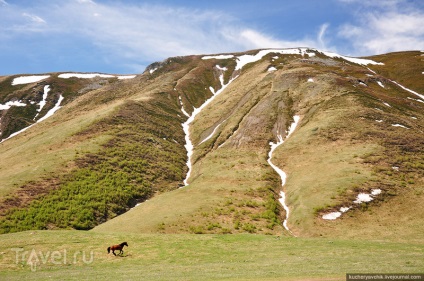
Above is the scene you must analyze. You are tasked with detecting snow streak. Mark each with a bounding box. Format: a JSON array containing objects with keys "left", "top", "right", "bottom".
[
  {"left": 182, "top": 67, "right": 236, "bottom": 186},
  {"left": 267, "top": 115, "right": 300, "bottom": 235}
]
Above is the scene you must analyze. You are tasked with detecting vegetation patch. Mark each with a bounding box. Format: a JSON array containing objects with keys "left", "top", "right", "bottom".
[{"left": 0, "top": 97, "right": 187, "bottom": 233}]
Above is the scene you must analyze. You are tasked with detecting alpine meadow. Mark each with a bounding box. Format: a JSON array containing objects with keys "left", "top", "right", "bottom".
[{"left": 0, "top": 48, "right": 423, "bottom": 280}]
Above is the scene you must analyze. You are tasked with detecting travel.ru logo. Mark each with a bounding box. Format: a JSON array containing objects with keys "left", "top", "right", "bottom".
[{"left": 11, "top": 248, "right": 94, "bottom": 272}]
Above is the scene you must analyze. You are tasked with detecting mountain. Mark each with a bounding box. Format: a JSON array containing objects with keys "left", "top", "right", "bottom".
[{"left": 0, "top": 48, "right": 422, "bottom": 241}]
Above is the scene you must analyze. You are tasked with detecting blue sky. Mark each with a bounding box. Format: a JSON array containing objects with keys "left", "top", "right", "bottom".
[{"left": 0, "top": 0, "right": 423, "bottom": 75}]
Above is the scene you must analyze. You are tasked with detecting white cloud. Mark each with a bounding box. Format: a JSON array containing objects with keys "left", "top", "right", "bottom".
[
  {"left": 318, "top": 23, "right": 329, "bottom": 49},
  {"left": 1, "top": 1, "right": 327, "bottom": 65},
  {"left": 336, "top": 0, "right": 424, "bottom": 55},
  {"left": 338, "top": 11, "right": 424, "bottom": 54},
  {"left": 22, "top": 13, "right": 46, "bottom": 24}
]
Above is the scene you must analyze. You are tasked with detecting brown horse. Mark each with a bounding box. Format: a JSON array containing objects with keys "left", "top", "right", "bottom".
[{"left": 107, "top": 242, "right": 128, "bottom": 256}]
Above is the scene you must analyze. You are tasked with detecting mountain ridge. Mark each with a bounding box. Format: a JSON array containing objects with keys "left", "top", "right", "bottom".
[{"left": 0, "top": 48, "right": 422, "bottom": 240}]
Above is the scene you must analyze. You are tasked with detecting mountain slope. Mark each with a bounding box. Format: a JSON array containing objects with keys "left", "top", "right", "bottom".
[
  {"left": 0, "top": 49, "right": 423, "bottom": 241},
  {"left": 95, "top": 49, "right": 423, "bottom": 240}
]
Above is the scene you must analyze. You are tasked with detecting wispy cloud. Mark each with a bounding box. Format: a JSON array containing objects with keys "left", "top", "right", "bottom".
[
  {"left": 0, "top": 1, "right": 328, "bottom": 72},
  {"left": 317, "top": 23, "right": 330, "bottom": 50},
  {"left": 336, "top": 0, "right": 424, "bottom": 55},
  {"left": 22, "top": 13, "right": 46, "bottom": 24}
]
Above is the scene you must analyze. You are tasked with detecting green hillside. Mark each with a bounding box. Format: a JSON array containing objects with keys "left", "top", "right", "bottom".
[{"left": 0, "top": 48, "right": 423, "bottom": 279}]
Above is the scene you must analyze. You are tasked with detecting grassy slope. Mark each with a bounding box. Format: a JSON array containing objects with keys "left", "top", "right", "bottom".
[
  {"left": 95, "top": 51, "right": 423, "bottom": 242},
  {"left": 0, "top": 50, "right": 423, "bottom": 280},
  {"left": 94, "top": 58, "right": 288, "bottom": 235},
  {"left": 0, "top": 230, "right": 422, "bottom": 281}
]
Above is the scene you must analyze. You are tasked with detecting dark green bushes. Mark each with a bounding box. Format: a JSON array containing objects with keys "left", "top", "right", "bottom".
[{"left": 0, "top": 97, "right": 187, "bottom": 233}]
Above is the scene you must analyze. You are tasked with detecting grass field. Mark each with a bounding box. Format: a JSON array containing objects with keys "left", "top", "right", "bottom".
[{"left": 0, "top": 230, "right": 423, "bottom": 280}]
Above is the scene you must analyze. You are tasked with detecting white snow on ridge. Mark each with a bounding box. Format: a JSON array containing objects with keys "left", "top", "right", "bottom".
[
  {"left": 0, "top": 100, "right": 26, "bottom": 110},
  {"left": 149, "top": 68, "right": 158, "bottom": 74},
  {"left": 58, "top": 73, "right": 115, "bottom": 79},
  {"left": 58, "top": 73, "right": 136, "bottom": 79},
  {"left": 319, "top": 51, "right": 384, "bottom": 66},
  {"left": 12, "top": 75, "right": 50, "bottom": 85},
  {"left": 202, "top": 54, "right": 234, "bottom": 60},
  {"left": 117, "top": 75, "right": 136, "bottom": 79},
  {"left": 268, "top": 66, "right": 277, "bottom": 72},
  {"left": 202, "top": 48, "right": 383, "bottom": 73},
  {"left": 377, "top": 81, "right": 385, "bottom": 88},
  {"left": 235, "top": 48, "right": 315, "bottom": 71}
]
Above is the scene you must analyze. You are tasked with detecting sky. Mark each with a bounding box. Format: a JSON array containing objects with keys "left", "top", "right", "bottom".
[{"left": 0, "top": 0, "right": 423, "bottom": 75}]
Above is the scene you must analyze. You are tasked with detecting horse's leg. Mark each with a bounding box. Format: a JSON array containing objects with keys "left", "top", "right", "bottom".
[{"left": 112, "top": 250, "right": 116, "bottom": 256}]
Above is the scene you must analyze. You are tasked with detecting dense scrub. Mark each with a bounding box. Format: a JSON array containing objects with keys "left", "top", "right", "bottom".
[{"left": 0, "top": 95, "right": 187, "bottom": 233}]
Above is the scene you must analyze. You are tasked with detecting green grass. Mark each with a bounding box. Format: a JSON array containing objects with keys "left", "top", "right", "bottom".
[{"left": 0, "top": 230, "right": 422, "bottom": 280}]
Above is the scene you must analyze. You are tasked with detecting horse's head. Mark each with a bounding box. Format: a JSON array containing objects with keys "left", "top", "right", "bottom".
[{"left": 121, "top": 242, "right": 128, "bottom": 247}]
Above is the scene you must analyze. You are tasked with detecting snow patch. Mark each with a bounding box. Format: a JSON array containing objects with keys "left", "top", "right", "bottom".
[
  {"left": 353, "top": 193, "right": 373, "bottom": 204},
  {"left": 235, "top": 48, "right": 314, "bottom": 71},
  {"left": 307, "top": 78, "right": 314, "bottom": 83},
  {"left": 267, "top": 115, "right": 300, "bottom": 235},
  {"left": 390, "top": 79, "right": 424, "bottom": 100},
  {"left": 319, "top": 51, "right": 384, "bottom": 66},
  {"left": 267, "top": 66, "right": 277, "bottom": 72},
  {"left": 202, "top": 54, "right": 234, "bottom": 60},
  {"left": 12, "top": 75, "right": 50, "bottom": 85},
  {"left": 36, "top": 95, "right": 64, "bottom": 123},
  {"left": 322, "top": 212, "right": 341, "bottom": 220},
  {"left": 407, "top": 97, "right": 424, "bottom": 103},
  {"left": 323, "top": 189, "right": 382, "bottom": 220},
  {"left": 58, "top": 73, "right": 115, "bottom": 79},
  {"left": 215, "top": 65, "right": 228, "bottom": 71},
  {"left": 34, "top": 85, "right": 50, "bottom": 120},
  {"left": 182, "top": 70, "right": 237, "bottom": 186},
  {"left": 179, "top": 96, "right": 190, "bottom": 118},
  {"left": 117, "top": 75, "right": 136, "bottom": 79},
  {"left": 391, "top": 124, "right": 409, "bottom": 129},
  {"left": 377, "top": 81, "right": 385, "bottom": 88},
  {"left": 0, "top": 100, "right": 26, "bottom": 110}
]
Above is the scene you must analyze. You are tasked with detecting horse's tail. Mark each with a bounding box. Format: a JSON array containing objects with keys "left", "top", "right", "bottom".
[{"left": 107, "top": 247, "right": 110, "bottom": 254}]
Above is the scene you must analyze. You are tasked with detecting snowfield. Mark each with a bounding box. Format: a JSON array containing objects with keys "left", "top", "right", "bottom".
[
  {"left": 58, "top": 73, "right": 136, "bottom": 79},
  {"left": 12, "top": 75, "right": 50, "bottom": 85}
]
